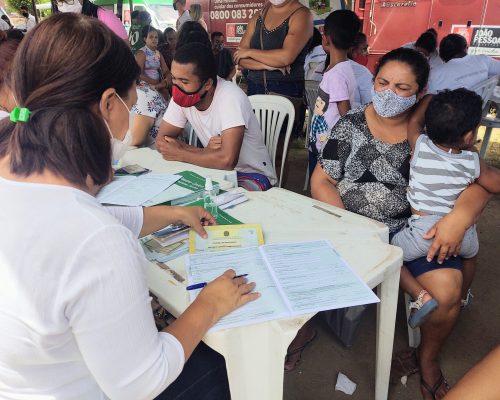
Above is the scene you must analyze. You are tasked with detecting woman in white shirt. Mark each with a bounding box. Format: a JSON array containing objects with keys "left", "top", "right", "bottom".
[{"left": 0, "top": 13, "right": 258, "bottom": 400}]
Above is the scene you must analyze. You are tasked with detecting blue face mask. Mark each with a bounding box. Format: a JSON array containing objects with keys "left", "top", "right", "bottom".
[{"left": 372, "top": 88, "right": 417, "bottom": 118}]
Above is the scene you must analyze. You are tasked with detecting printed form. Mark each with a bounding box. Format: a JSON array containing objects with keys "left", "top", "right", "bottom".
[{"left": 187, "top": 240, "right": 379, "bottom": 331}]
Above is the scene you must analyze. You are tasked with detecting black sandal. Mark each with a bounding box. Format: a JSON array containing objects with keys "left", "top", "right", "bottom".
[
  {"left": 284, "top": 330, "right": 317, "bottom": 372},
  {"left": 390, "top": 348, "right": 419, "bottom": 384},
  {"left": 421, "top": 370, "right": 450, "bottom": 400}
]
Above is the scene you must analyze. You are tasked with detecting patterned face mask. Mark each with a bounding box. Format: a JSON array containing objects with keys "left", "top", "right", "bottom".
[{"left": 372, "top": 88, "right": 416, "bottom": 118}]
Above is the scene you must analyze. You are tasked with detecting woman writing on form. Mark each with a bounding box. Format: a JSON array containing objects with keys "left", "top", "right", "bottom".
[{"left": 0, "top": 13, "right": 258, "bottom": 400}]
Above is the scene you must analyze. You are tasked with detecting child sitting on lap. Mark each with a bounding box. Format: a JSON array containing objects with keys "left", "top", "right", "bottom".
[{"left": 392, "top": 88, "right": 500, "bottom": 327}]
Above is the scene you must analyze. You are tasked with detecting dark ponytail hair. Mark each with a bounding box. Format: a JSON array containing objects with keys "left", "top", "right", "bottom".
[
  {"left": 374, "top": 47, "right": 430, "bottom": 93},
  {"left": 0, "top": 13, "right": 139, "bottom": 186}
]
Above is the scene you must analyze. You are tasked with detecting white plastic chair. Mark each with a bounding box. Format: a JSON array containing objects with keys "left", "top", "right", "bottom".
[
  {"left": 303, "top": 81, "right": 320, "bottom": 190},
  {"left": 404, "top": 292, "right": 421, "bottom": 348},
  {"left": 471, "top": 75, "right": 500, "bottom": 158},
  {"left": 248, "top": 95, "right": 295, "bottom": 188},
  {"left": 470, "top": 74, "right": 499, "bottom": 112}
]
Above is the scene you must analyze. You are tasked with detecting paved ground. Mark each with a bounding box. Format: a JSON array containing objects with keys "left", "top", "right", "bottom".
[{"left": 278, "top": 136, "right": 500, "bottom": 400}]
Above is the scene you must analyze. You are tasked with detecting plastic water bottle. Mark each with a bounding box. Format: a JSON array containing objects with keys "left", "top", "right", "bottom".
[{"left": 203, "top": 177, "right": 218, "bottom": 219}]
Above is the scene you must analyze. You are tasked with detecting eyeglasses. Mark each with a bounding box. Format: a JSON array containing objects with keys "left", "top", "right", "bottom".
[{"left": 57, "top": 0, "right": 75, "bottom": 5}]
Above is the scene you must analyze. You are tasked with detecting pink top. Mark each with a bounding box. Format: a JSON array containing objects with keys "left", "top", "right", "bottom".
[{"left": 97, "top": 8, "right": 128, "bottom": 40}]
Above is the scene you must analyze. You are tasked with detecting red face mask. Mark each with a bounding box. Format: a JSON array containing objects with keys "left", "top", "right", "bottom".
[
  {"left": 353, "top": 54, "right": 369, "bottom": 66},
  {"left": 172, "top": 83, "right": 207, "bottom": 108}
]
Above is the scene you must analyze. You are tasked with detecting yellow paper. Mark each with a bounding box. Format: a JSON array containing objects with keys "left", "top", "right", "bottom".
[{"left": 189, "top": 224, "right": 264, "bottom": 254}]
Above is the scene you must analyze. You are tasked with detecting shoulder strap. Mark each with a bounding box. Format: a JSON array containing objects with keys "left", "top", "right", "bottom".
[
  {"left": 286, "top": 5, "right": 308, "bottom": 20},
  {"left": 260, "top": 5, "right": 270, "bottom": 94}
]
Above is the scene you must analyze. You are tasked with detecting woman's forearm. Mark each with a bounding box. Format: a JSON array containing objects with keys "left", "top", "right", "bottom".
[
  {"left": 238, "top": 58, "right": 277, "bottom": 71},
  {"left": 140, "top": 74, "right": 159, "bottom": 85},
  {"left": 140, "top": 206, "right": 183, "bottom": 237},
  {"left": 310, "top": 166, "right": 345, "bottom": 209},
  {"left": 452, "top": 183, "right": 492, "bottom": 227},
  {"left": 246, "top": 48, "right": 294, "bottom": 68}
]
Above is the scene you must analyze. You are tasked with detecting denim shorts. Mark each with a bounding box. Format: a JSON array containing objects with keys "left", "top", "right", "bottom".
[{"left": 391, "top": 214, "right": 479, "bottom": 262}]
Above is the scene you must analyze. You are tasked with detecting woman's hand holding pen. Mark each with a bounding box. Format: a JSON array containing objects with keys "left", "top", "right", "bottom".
[{"left": 195, "top": 269, "right": 260, "bottom": 324}]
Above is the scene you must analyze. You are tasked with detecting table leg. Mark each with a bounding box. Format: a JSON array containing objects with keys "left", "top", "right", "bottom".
[
  {"left": 479, "top": 126, "right": 493, "bottom": 159},
  {"left": 375, "top": 268, "right": 401, "bottom": 400},
  {"left": 204, "top": 321, "right": 301, "bottom": 400}
]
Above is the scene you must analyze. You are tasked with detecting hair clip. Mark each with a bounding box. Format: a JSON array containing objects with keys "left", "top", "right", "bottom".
[{"left": 10, "top": 107, "right": 31, "bottom": 123}]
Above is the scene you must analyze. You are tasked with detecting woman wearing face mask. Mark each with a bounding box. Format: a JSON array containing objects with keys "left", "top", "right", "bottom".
[
  {"left": 308, "top": 48, "right": 492, "bottom": 399},
  {"left": 51, "top": 0, "right": 128, "bottom": 40},
  {"left": 0, "top": 13, "right": 259, "bottom": 400},
  {"left": 235, "top": 0, "right": 313, "bottom": 136}
]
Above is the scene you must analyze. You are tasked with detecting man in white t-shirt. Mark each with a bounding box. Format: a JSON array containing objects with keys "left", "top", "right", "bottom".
[
  {"left": 19, "top": 5, "right": 36, "bottom": 32},
  {"left": 428, "top": 33, "right": 500, "bottom": 94},
  {"left": 174, "top": 0, "right": 191, "bottom": 31},
  {"left": 403, "top": 28, "right": 444, "bottom": 71},
  {"left": 156, "top": 42, "right": 277, "bottom": 190}
]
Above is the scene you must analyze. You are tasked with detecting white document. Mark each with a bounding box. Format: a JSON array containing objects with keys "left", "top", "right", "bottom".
[
  {"left": 97, "top": 174, "right": 181, "bottom": 206},
  {"left": 187, "top": 247, "right": 289, "bottom": 331},
  {"left": 186, "top": 240, "right": 379, "bottom": 331}
]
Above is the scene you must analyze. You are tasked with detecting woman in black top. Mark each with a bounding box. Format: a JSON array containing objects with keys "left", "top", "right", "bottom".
[{"left": 235, "top": 0, "right": 313, "bottom": 133}]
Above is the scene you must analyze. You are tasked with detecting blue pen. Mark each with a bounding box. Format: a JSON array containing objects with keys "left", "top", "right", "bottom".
[{"left": 186, "top": 274, "right": 248, "bottom": 291}]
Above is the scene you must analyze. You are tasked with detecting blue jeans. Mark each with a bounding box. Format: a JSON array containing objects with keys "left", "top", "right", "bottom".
[
  {"left": 155, "top": 342, "right": 230, "bottom": 400},
  {"left": 247, "top": 79, "right": 304, "bottom": 98}
]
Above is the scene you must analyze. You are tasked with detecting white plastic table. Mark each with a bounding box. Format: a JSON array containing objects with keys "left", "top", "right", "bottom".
[{"left": 123, "top": 149, "right": 403, "bottom": 400}]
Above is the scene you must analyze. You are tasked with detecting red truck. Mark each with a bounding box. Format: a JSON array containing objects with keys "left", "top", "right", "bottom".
[{"left": 354, "top": 0, "right": 500, "bottom": 70}]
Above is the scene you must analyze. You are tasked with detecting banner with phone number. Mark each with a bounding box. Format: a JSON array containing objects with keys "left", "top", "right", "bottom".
[{"left": 209, "top": 0, "right": 265, "bottom": 44}]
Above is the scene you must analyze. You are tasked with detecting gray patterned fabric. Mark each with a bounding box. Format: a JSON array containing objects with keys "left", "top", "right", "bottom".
[{"left": 318, "top": 106, "right": 411, "bottom": 233}]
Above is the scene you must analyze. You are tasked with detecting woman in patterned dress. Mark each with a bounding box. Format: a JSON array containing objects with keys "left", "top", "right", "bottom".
[
  {"left": 300, "top": 48, "right": 492, "bottom": 400},
  {"left": 135, "top": 25, "right": 169, "bottom": 92}
]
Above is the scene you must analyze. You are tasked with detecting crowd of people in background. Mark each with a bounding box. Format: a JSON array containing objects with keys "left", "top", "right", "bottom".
[{"left": 0, "top": 1, "right": 500, "bottom": 400}]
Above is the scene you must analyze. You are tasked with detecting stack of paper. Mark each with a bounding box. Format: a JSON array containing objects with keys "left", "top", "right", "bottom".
[
  {"left": 141, "top": 235, "right": 189, "bottom": 263},
  {"left": 97, "top": 174, "right": 181, "bottom": 206}
]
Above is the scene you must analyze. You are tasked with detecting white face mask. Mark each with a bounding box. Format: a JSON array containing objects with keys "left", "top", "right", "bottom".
[
  {"left": 269, "top": 0, "right": 286, "bottom": 5},
  {"left": 58, "top": 1, "right": 83, "bottom": 14},
  {"left": 102, "top": 93, "right": 132, "bottom": 163}
]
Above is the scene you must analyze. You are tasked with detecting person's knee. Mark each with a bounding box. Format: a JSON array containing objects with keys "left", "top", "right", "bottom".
[{"left": 420, "top": 270, "right": 462, "bottom": 309}]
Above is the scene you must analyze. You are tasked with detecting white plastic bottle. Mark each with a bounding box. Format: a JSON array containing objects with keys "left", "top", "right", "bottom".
[{"left": 203, "top": 177, "right": 218, "bottom": 219}]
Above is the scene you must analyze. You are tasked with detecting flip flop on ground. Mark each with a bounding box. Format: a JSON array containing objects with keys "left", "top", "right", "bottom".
[
  {"left": 421, "top": 370, "right": 450, "bottom": 400},
  {"left": 284, "top": 329, "right": 317, "bottom": 372}
]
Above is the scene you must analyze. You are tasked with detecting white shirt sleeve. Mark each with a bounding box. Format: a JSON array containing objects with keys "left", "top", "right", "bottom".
[
  {"left": 219, "top": 87, "right": 248, "bottom": 132},
  {"left": 61, "top": 225, "right": 185, "bottom": 400},
  {"left": 358, "top": 69, "right": 373, "bottom": 105},
  {"left": 483, "top": 55, "right": 500, "bottom": 77},
  {"left": 163, "top": 99, "right": 188, "bottom": 129},
  {"left": 104, "top": 205, "right": 144, "bottom": 238}
]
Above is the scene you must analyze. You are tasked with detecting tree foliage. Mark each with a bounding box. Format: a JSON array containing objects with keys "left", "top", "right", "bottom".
[{"left": 6, "top": 0, "right": 38, "bottom": 13}]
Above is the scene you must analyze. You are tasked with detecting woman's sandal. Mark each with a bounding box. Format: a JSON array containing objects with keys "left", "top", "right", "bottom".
[
  {"left": 408, "top": 290, "right": 439, "bottom": 329},
  {"left": 284, "top": 330, "right": 317, "bottom": 372},
  {"left": 421, "top": 370, "right": 450, "bottom": 400},
  {"left": 390, "top": 348, "right": 419, "bottom": 384}
]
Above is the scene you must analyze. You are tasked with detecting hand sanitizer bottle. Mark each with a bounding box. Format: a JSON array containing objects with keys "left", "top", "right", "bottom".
[{"left": 203, "top": 177, "right": 218, "bottom": 219}]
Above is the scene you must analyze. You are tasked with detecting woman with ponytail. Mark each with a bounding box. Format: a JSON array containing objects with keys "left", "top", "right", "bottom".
[{"left": 0, "top": 13, "right": 258, "bottom": 400}]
